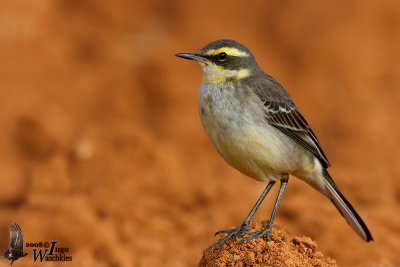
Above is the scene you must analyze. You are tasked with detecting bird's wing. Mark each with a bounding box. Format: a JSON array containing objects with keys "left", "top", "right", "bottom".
[
  {"left": 262, "top": 100, "right": 330, "bottom": 168},
  {"left": 9, "top": 224, "right": 24, "bottom": 253}
]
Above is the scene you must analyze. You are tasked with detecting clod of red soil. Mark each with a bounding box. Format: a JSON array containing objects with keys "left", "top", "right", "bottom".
[{"left": 199, "top": 222, "right": 337, "bottom": 267}]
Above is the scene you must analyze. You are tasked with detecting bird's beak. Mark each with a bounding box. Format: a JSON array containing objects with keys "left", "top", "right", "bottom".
[{"left": 175, "top": 52, "right": 206, "bottom": 62}]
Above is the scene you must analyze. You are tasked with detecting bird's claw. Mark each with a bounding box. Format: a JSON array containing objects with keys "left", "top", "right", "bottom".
[
  {"left": 238, "top": 226, "right": 272, "bottom": 244},
  {"left": 214, "top": 225, "right": 247, "bottom": 236},
  {"left": 211, "top": 224, "right": 273, "bottom": 250},
  {"left": 211, "top": 224, "right": 251, "bottom": 250}
]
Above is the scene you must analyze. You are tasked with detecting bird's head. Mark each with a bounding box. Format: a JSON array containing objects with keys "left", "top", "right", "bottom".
[{"left": 176, "top": 39, "right": 260, "bottom": 84}]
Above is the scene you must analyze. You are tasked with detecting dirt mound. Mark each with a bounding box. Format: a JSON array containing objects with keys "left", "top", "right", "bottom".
[{"left": 199, "top": 222, "right": 337, "bottom": 267}]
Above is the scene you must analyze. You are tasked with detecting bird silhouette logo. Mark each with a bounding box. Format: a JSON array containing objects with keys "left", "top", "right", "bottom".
[{"left": 3, "top": 223, "right": 28, "bottom": 265}]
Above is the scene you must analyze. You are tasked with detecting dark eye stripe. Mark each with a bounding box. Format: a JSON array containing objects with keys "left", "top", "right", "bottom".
[
  {"left": 203, "top": 54, "right": 221, "bottom": 61},
  {"left": 203, "top": 54, "right": 239, "bottom": 61},
  {"left": 201, "top": 53, "right": 250, "bottom": 70}
]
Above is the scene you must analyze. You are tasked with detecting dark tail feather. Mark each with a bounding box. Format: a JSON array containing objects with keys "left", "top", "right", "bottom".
[{"left": 323, "top": 170, "right": 373, "bottom": 242}]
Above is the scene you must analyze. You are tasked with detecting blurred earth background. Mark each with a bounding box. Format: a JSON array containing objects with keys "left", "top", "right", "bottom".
[{"left": 0, "top": 0, "right": 399, "bottom": 266}]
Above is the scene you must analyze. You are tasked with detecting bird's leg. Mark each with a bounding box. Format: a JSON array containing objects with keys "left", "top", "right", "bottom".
[
  {"left": 211, "top": 180, "right": 276, "bottom": 250},
  {"left": 240, "top": 175, "right": 289, "bottom": 243}
]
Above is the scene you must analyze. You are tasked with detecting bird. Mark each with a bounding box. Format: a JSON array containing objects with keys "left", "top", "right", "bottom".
[
  {"left": 3, "top": 223, "right": 28, "bottom": 265},
  {"left": 176, "top": 39, "right": 373, "bottom": 250}
]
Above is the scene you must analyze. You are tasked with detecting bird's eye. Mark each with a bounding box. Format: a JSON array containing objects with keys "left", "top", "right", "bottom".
[{"left": 217, "top": 52, "right": 227, "bottom": 61}]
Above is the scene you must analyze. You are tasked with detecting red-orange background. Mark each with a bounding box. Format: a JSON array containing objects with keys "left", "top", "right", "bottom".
[{"left": 0, "top": 0, "right": 399, "bottom": 266}]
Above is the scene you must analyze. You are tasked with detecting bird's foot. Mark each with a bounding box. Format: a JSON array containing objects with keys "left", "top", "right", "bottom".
[
  {"left": 214, "top": 224, "right": 250, "bottom": 236},
  {"left": 238, "top": 224, "right": 272, "bottom": 244},
  {"left": 211, "top": 223, "right": 251, "bottom": 250}
]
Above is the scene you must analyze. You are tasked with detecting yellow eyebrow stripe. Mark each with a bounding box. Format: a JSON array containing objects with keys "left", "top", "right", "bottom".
[{"left": 205, "top": 47, "right": 249, "bottom": 57}]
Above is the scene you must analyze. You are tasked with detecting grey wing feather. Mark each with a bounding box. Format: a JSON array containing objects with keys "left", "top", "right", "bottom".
[
  {"left": 9, "top": 223, "right": 24, "bottom": 252},
  {"left": 250, "top": 75, "right": 330, "bottom": 168},
  {"left": 263, "top": 100, "right": 330, "bottom": 168}
]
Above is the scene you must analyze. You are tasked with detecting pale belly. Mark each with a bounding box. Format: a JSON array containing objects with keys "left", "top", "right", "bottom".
[{"left": 198, "top": 83, "right": 317, "bottom": 182}]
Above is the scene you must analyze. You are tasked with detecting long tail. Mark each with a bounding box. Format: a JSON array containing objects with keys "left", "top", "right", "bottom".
[{"left": 323, "top": 170, "right": 373, "bottom": 242}]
